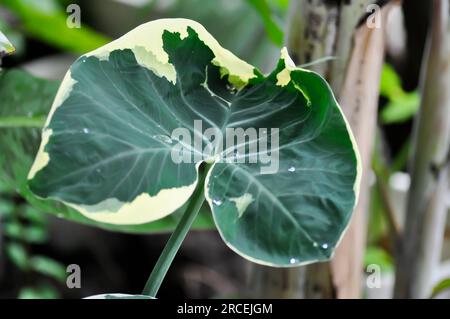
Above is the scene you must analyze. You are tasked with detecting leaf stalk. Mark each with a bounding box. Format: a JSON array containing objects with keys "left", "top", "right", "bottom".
[{"left": 142, "top": 163, "right": 212, "bottom": 297}]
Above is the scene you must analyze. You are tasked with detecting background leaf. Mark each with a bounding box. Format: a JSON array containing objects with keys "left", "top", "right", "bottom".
[
  {"left": 29, "top": 255, "right": 67, "bottom": 282},
  {"left": 246, "top": 0, "right": 283, "bottom": 46},
  {"left": 431, "top": 278, "right": 450, "bottom": 298},
  {"left": 0, "top": 0, "right": 110, "bottom": 54},
  {"left": 380, "top": 64, "right": 420, "bottom": 124},
  {"left": 364, "top": 246, "right": 394, "bottom": 272},
  {"left": 381, "top": 92, "right": 420, "bottom": 124},
  {"left": 5, "top": 242, "right": 29, "bottom": 271},
  {"left": 18, "top": 285, "right": 59, "bottom": 299}
]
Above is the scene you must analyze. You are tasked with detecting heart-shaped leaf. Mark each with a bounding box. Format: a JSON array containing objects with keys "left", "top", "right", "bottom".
[{"left": 28, "top": 19, "right": 361, "bottom": 266}]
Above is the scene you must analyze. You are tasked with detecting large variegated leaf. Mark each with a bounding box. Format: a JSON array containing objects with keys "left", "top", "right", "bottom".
[{"left": 28, "top": 19, "right": 361, "bottom": 266}]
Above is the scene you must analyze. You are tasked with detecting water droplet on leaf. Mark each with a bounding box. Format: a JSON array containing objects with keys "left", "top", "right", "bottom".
[{"left": 226, "top": 83, "right": 236, "bottom": 94}]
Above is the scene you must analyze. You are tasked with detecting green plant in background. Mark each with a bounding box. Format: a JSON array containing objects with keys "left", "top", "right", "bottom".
[
  {"left": 0, "top": 32, "right": 66, "bottom": 299},
  {"left": 380, "top": 64, "right": 420, "bottom": 125},
  {"left": 363, "top": 246, "right": 394, "bottom": 280},
  {"left": 26, "top": 19, "right": 360, "bottom": 298},
  {"left": 0, "top": 189, "right": 67, "bottom": 299},
  {"left": 245, "top": 0, "right": 286, "bottom": 46},
  {"left": 364, "top": 64, "right": 421, "bottom": 274},
  {"left": 0, "top": 0, "right": 110, "bottom": 54},
  {"left": 431, "top": 278, "right": 450, "bottom": 298}
]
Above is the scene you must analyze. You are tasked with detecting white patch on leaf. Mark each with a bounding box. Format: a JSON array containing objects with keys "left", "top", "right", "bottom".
[
  {"left": 230, "top": 193, "right": 254, "bottom": 218},
  {"left": 276, "top": 68, "right": 291, "bottom": 87},
  {"left": 276, "top": 47, "right": 296, "bottom": 87},
  {"left": 132, "top": 46, "right": 177, "bottom": 84}
]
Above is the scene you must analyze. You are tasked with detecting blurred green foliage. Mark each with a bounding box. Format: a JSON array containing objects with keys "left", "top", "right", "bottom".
[
  {"left": 0, "top": 0, "right": 110, "bottom": 54},
  {"left": 246, "top": 0, "right": 284, "bottom": 46},
  {"left": 380, "top": 64, "right": 420, "bottom": 124},
  {"left": 5, "top": 241, "right": 28, "bottom": 271},
  {"left": 29, "top": 255, "right": 67, "bottom": 282},
  {"left": 431, "top": 278, "right": 450, "bottom": 298},
  {"left": 18, "top": 285, "right": 59, "bottom": 299},
  {"left": 364, "top": 246, "right": 394, "bottom": 272},
  {"left": 1, "top": 193, "right": 67, "bottom": 297}
]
